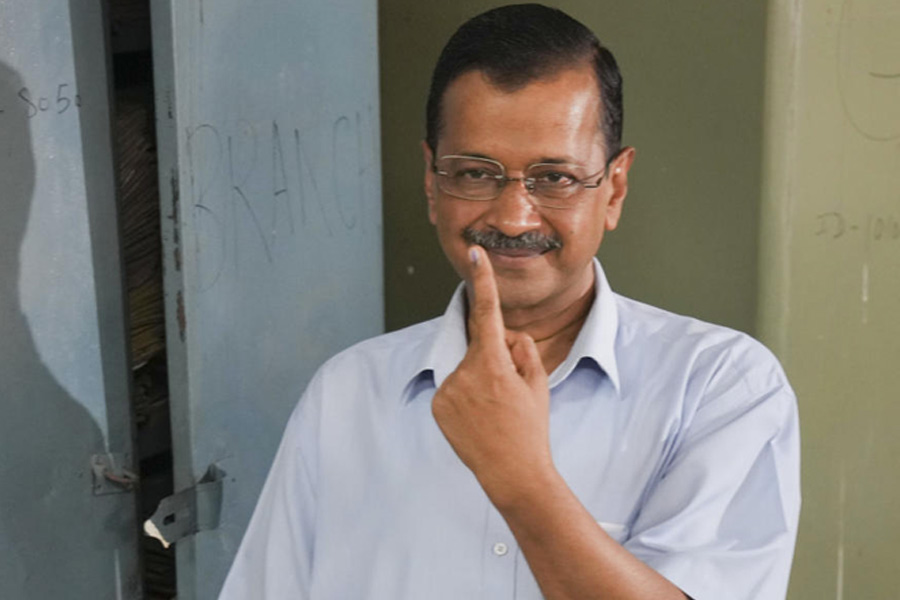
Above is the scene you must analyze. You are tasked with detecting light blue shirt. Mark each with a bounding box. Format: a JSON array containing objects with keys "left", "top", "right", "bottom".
[{"left": 219, "top": 259, "right": 800, "bottom": 600}]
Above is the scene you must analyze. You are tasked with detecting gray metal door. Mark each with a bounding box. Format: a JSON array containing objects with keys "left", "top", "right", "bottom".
[
  {"left": 148, "top": 1, "right": 384, "bottom": 597},
  {"left": 0, "top": 2, "right": 140, "bottom": 598}
]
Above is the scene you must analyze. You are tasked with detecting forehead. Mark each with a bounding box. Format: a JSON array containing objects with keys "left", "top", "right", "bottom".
[{"left": 437, "top": 65, "right": 606, "bottom": 165}]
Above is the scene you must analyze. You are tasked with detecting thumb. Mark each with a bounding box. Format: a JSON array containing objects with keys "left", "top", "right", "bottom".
[{"left": 507, "top": 331, "right": 547, "bottom": 389}]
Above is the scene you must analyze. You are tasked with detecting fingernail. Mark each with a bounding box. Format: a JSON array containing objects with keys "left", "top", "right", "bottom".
[{"left": 469, "top": 247, "right": 479, "bottom": 266}]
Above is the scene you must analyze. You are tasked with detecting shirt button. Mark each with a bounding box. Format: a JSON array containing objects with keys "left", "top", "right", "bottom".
[{"left": 492, "top": 542, "right": 508, "bottom": 556}]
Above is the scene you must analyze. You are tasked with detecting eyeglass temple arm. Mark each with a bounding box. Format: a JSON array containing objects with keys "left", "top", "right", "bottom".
[{"left": 582, "top": 148, "right": 625, "bottom": 188}]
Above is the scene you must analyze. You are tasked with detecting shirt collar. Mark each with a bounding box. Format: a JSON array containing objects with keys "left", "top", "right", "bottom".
[
  {"left": 549, "top": 258, "right": 621, "bottom": 393},
  {"left": 407, "top": 258, "right": 621, "bottom": 398}
]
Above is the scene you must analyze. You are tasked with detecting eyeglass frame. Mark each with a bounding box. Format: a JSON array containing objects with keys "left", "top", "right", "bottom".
[{"left": 430, "top": 152, "right": 619, "bottom": 207}]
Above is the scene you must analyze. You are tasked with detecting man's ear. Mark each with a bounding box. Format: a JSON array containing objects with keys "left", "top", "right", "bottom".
[
  {"left": 422, "top": 141, "right": 437, "bottom": 225},
  {"left": 604, "top": 146, "right": 635, "bottom": 232}
]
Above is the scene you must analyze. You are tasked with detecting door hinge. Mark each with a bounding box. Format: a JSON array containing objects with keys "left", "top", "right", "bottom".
[
  {"left": 91, "top": 453, "right": 138, "bottom": 495},
  {"left": 143, "top": 464, "right": 225, "bottom": 549}
]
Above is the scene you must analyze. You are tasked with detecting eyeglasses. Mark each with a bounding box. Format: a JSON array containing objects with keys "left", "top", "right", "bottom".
[{"left": 432, "top": 155, "right": 609, "bottom": 209}]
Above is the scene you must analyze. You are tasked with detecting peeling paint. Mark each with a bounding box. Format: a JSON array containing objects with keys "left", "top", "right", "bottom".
[
  {"left": 169, "top": 169, "right": 180, "bottom": 244},
  {"left": 169, "top": 169, "right": 182, "bottom": 271},
  {"left": 176, "top": 290, "right": 186, "bottom": 342}
]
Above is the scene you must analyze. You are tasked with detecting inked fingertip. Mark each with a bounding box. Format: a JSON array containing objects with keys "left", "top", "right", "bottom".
[{"left": 469, "top": 247, "right": 479, "bottom": 266}]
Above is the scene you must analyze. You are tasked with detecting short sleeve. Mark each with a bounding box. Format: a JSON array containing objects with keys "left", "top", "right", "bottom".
[
  {"left": 218, "top": 373, "right": 323, "bottom": 600},
  {"left": 624, "top": 341, "right": 801, "bottom": 600}
]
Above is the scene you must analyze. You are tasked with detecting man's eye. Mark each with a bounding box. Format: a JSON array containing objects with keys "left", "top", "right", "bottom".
[
  {"left": 536, "top": 171, "right": 577, "bottom": 186},
  {"left": 456, "top": 169, "right": 495, "bottom": 180}
]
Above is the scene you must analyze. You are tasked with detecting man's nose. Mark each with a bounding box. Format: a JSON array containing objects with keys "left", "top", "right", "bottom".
[{"left": 483, "top": 179, "right": 543, "bottom": 237}]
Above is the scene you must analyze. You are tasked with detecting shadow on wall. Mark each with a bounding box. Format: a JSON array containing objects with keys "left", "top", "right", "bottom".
[{"left": 0, "top": 61, "right": 121, "bottom": 599}]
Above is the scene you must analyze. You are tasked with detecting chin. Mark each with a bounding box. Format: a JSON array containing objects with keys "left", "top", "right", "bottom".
[{"left": 495, "top": 278, "right": 555, "bottom": 312}]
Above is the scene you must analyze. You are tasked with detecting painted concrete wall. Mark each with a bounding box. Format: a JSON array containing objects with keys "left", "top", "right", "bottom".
[{"left": 760, "top": 0, "right": 900, "bottom": 597}]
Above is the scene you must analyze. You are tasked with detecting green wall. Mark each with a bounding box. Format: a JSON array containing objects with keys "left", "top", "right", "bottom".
[
  {"left": 379, "top": 0, "right": 766, "bottom": 334},
  {"left": 760, "top": 0, "right": 900, "bottom": 597}
]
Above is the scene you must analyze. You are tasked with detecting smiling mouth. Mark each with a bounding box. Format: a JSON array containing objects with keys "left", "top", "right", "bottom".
[{"left": 486, "top": 247, "right": 547, "bottom": 258}]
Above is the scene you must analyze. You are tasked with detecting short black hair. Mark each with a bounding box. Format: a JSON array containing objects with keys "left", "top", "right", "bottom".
[{"left": 425, "top": 3, "right": 623, "bottom": 159}]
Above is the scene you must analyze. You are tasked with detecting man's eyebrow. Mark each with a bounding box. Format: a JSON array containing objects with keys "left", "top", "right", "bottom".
[
  {"left": 533, "top": 156, "right": 578, "bottom": 165},
  {"left": 451, "top": 152, "right": 586, "bottom": 166},
  {"left": 535, "top": 156, "right": 582, "bottom": 165},
  {"left": 451, "top": 151, "right": 494, "bottom": 160}
]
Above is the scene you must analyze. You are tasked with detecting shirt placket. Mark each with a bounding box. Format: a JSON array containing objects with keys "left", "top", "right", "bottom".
[{"left": 481, "top": 500, "right": 518, "bottom": 599}]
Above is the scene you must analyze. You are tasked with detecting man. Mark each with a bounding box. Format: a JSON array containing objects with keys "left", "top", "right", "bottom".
[{"left": 220, "top": 5, "right": 800, "bottom": 599}]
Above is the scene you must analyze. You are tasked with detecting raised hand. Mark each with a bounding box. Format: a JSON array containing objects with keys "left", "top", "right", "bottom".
[{"left": 431, "top": 245, "right": 553, "bottom": 507}]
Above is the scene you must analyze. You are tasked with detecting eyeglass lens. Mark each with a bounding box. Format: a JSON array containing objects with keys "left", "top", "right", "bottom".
[{"left": 435, "top": 156, "right": 597, "bottom": 206}]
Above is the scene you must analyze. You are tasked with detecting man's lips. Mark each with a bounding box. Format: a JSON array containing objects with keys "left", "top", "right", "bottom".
[{"left": 485, "top": 246, "right": 546, "bottom": 258}]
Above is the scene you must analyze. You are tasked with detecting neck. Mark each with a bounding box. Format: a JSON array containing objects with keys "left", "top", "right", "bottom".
[{"left": 503, "top": 279, "right": 595, "bottom": 376}]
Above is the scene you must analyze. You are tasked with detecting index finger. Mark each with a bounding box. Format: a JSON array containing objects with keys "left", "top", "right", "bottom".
[{"left": 466, "top": 245, "right": 506, "bottom": 351}]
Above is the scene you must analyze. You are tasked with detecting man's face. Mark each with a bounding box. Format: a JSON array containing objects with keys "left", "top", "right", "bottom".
[{"left": 424, "top": 64, "right": 634, "bottom": 319}]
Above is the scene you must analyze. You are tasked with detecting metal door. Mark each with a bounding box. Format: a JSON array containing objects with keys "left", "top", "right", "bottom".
[
  {"left": 148, "top": 1, "right": 384, "bottom": 597},
  {"left": 0, "top": 1, "right": 140, "bottom": 598}
]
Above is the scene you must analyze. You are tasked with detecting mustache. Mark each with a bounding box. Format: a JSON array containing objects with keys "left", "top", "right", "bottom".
[{"left": 462, "top": 227, "right": 563, "bottom": 252}]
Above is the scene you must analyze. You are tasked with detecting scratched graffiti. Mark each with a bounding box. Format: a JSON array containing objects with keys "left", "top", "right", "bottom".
[
  {"left": 0, "top": 82, "right": 82, "bottom": 120},
  {"left": 814, "top": 212, "right": 900, "bottom": 243},
  {"left": 837, "top": 0, "right": 900, "bottom": 141},
  {"left": 183, "top": 106, "right": 379, "bottom": 292}
]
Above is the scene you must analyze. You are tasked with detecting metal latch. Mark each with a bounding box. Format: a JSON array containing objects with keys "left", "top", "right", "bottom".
[
  {"left": 143, "top": 464, "right": 225, "bottom": 549},
  {"left": 91, "top": 453, "right": 138, "bottom": 495}
]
